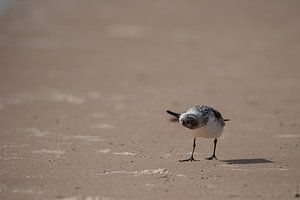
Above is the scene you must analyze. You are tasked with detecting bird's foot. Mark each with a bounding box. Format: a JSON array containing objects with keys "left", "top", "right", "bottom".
[
  {"left": 205, "top": 155, "right": 217, "bottom": 160},
  {"left": 179, "top": 157, "right": 199, "bottom": 162}
]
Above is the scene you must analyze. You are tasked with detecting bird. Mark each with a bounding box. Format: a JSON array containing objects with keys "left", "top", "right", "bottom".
[{"left": 166, "top": 105, "right": 229, "bottom": 162}]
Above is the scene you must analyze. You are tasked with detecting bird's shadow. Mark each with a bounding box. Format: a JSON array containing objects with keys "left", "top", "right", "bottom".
[{"left": 221, "top": 158, "right": 273, "bottom": 165}]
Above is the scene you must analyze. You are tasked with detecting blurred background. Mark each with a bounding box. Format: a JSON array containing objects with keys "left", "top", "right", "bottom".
[{"left": 0, "top": 1, "right": 299, "bottom": 199}]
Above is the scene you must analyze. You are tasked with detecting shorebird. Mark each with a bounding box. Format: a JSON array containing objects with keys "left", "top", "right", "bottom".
[{"left": 166, "top": 105, "right": 229, "bottom": 162}]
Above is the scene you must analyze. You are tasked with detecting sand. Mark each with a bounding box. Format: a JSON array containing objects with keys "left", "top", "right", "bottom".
[{"left": 0, "top": 1, "right": 299, "bottom": 199}]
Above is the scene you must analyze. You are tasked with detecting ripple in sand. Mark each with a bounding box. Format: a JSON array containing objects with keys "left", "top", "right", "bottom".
[
  {"left": 47, "top": 89, "right": 85, "bottom": 104},
  {"left": 219, "top": 164, "right": 241, "bottom": 168},
  {"left": 112, "top": 152, "right": 136, "bottom": 156},
  {"left": 25, "top": 128, "right": 49, "bottom": 137},
  {"left": 145, "top": 183, "right": 155, "bottom": 187},
  {"left": 276, "top": 134, "right": 300, "bottom": 138},
  {"left": 231, "top": 168, "right": 253, "bottom": 172},
  {"left": 32, "top": 149, "right": 65, "bottom": 154},
  {"left": 0, "top": 155, "right": 24, "bottom": 160},
  {"left": 99, "top": 149, "right": 111, "bottom": 154},
  {"left": 90, "top": 124, "right": 115, "bottom": 129},
  {"left": 0, "top": 89, "right": 86, "bottom": 107},
  {"left": 97, "top": 168, "right": 170, "bottom": 176},
  {"left": 55, "top": 196, "right": 112, "bottom": 200},
  {"left": 98, "top": 150, "right": 135, "bottom": 156},
  {"left": 176, "top": 174, "right": 187, "bottom": 177},
  {"left": 69, "top": 135, "right": 104, "bottom": 142},
  {"left": 0, "top": 144, "right": 30, "bottom": 149},
  {"left": 12, "top": 188, "right": 43, "bottom": 194},
  {"left": 263, "top": 167, "right": 289, "bottom": 171}
]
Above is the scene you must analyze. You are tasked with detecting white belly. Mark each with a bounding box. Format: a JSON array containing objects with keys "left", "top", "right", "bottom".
[{"left": 192, "top": 117, "right": 223, "bottom": 138}]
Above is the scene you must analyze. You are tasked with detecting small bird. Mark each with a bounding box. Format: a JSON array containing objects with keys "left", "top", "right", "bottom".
[{"left": 166, "top": 105, "right": 229, "bottom": 162}]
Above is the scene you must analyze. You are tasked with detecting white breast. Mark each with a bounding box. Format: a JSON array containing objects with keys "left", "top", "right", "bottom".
[{"left": 192, "top": 115, "right": 223, "bottom": 138}]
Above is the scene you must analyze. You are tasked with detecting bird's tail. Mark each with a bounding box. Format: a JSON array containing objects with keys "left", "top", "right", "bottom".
[
  {"left": 166, "top": 110, "right": 180, "bottom": 119},
  {"left": 224, "top": 119, "right": 230, "bottom": 121}
]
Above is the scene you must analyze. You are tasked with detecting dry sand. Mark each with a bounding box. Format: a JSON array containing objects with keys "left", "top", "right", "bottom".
[{"left": 0, "top": 1, "right": 299, "bottom": 199}]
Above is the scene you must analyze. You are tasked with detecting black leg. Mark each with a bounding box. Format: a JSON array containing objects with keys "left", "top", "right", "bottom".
[
  {"left": 180, "top": 138, "right": 199, "bottom": 162},
  {"left": 206, "top": 138, "right": 218, "bottom": 160}
]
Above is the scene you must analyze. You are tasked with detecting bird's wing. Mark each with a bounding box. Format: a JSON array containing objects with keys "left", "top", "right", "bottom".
[{"left": 211, "top": 108, "right": 226, "bottom": 126}]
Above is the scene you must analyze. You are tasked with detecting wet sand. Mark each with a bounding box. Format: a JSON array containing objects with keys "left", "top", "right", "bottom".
[{"left": 0, "top": 1, "right": 299, "bottom": 199}]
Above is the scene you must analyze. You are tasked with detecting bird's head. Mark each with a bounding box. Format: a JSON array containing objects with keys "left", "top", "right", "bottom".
[{"left": 179, "top": 113, "right": 199, "bottom": 129}]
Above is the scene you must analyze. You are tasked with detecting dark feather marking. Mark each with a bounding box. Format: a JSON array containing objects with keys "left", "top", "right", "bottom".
[
  {"left": 166, "top": 110, "right": 180, "bottom": 119},
  {"left": 211, "top": 108, "right": 225, "bottom": 126},
  {"left": 182, "top": 114, "right": 199, "bottom": 129}
]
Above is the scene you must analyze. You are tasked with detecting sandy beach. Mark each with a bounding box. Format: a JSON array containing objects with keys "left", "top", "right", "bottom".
[{"left": 0, "top": 1, "right": 299, "bottom": 199}]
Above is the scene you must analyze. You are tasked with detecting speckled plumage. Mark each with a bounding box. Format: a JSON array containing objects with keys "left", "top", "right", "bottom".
[
  {"left": 166, "top": 105, "right": 229, "bottom": 161},
  {"left": 187, "top": 105, "right": 226, "bottom": 127}
]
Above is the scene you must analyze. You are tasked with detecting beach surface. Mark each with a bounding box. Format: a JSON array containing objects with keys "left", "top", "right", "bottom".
[{"left": 0, "top": 1, "right": 299, "bottom": 199}]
